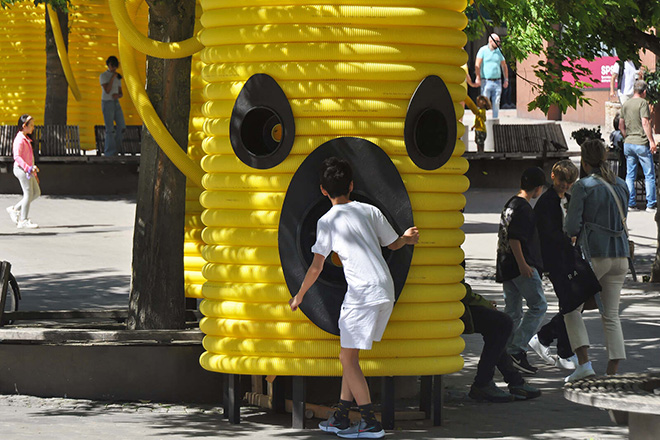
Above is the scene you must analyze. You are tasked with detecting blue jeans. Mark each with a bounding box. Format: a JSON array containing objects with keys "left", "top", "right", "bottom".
[
  {"left": 481, "top": 79, "right": 502, "bottom": 119},
  {"left": 624, "top": 143, "right": 656, "bottom": 208},
  {"left": 101, "top": 99, "right": 126, "bottom": 156},
  {"left": 502, "top": 268, "right": 547, "bottom": 355}
]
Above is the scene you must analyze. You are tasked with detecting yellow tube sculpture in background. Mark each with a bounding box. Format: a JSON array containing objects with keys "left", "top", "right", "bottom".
[
  {"left": 198, "top": 0, "right": 470, "bottom": 377},
  {"left": 0, "top": 0, "right": 147, "bottom": 149}
]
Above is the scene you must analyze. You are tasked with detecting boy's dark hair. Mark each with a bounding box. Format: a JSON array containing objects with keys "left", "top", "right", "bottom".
[
  {"left": 520, "top": 166, "right": 547, "bottom": 191},
  {"left": 320, "top": 157, "right": 353, "bottom": 198},
  {"left": 613, "top": 113, "right": 620, "bottom": 131},
  {"left": 106, "top": 56, "right": 119, "bottom": 67}
]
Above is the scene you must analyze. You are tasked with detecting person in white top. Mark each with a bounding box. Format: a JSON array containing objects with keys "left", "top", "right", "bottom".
[
  {"left": 99, "top": 55, "right": 126, "bottom": 156},
  {"left": 289, "top": 157, "right": 418, "bottom": 439},
  {"left": 610, "top": 60, "right": 643, "bottom": 105}
]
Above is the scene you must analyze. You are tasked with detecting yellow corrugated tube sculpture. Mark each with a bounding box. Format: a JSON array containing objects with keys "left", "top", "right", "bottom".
[
  {"left": 0, "top": 0, "right": 147, "bottom": 149},
  {"left": 197, "top": 0, "right": 470, "bottom": 376}
]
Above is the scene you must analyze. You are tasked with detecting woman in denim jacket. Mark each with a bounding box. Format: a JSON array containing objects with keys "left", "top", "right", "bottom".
[{"left": 563, "top": 139, "right": 629, "bottom": 382}]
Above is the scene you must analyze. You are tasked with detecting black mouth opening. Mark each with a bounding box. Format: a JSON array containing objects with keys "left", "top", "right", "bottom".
[{"left": 278, "top": 137, "right": 414, "bottom": 335}]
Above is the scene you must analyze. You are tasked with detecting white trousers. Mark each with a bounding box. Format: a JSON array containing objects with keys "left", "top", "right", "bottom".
[
  {"left": 564, "top": 257, "right": 628, "bottom": 360},
  {"left": 13, "top": 164, "right": 41, "bottom": 221}
]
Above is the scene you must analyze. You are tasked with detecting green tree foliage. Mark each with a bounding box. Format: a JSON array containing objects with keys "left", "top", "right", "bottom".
[
  {"left": 467, "top": 0, "right": 660, "bottom": 114},
  {"left": 1, "top": 0, "right": 68, "bottom": 10}
]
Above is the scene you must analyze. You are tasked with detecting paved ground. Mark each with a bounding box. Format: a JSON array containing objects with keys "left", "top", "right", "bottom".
[
  {"left": 2, "top": 189, "right": 658, "bottom": 439},
  {"left": 1, "top": 111, "right": 659, "bottom": 439}
]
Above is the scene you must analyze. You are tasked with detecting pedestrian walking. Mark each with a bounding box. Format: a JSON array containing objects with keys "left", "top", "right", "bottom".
[
  {"left": 6, "top": 114, "right": 41, "bottom": 229},
  {"left": 563, "top": 139, "right": 629, "bottom": 382}
]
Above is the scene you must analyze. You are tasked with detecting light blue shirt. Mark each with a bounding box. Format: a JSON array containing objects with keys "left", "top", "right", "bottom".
[{"left": 477, "top": 45, "right": 505, "bottom": 79}]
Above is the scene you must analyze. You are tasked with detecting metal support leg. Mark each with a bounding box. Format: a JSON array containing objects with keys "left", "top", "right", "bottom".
[
  {"left": 292, "top": 376, "right": 307, "bottom": 429},
  {"left": 419, "top": 376, "right": 432, "bottom": 418},
  {"left": 431, "top": 375, "right": 443, "bottom": 426},
  {"left": 221, "top": 374, "right": 229, "bottom": 419},
  {"left": 227, "top": 374, "right": 241, "bottom": 424},
  {"left": 271, "top": 377, "right": 286, "bottom": 414},
  {"left": 381, "top": 376, "right": 395, "bottom": 430}
]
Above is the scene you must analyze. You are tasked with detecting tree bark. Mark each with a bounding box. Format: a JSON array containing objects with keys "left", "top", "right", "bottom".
[
  {"left": 128, "top": 0, "right": 195, "bottom": 329},
  {"left": 44, "top": 5, "right": 68, "bottom": 126}
]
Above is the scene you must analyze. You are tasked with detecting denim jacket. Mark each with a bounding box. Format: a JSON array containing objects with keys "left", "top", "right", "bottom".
[{"left": 564, "top": 172, "right": 630, "bottom": 259}]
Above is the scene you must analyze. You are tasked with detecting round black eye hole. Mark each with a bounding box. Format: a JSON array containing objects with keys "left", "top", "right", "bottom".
[
  {"left": 240, "top": 108, "right": 282, "bottom": 156},
  {"left": 404, "top": 75, "right": 457, "bottom": 170},
  {"left": 415, "top": 108, "right": 449, "bottom": 158},
  {"left": 230, "top": 74, "right": 295, "bottom": 169}
]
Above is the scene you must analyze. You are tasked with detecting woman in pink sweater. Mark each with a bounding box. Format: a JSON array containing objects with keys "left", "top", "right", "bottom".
[{"left": 6, "top": 114, "right": 40, "bottom": 229}]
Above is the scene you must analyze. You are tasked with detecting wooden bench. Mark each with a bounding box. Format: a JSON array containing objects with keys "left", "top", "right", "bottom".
[
  {"left": 94, "top": 125, "right": 142, "bottom": 156},
  {"left": 0, "top": 125, "right": 81, "bottom": 161}
]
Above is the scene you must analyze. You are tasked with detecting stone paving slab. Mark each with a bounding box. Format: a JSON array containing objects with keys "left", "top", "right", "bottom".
[{"left": 2, "top": 150, "right": 660, "bottom": 438}]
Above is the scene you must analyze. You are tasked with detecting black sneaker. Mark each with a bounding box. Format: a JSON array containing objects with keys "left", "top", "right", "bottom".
[
  {"left": 319, "top": 412, "right": 350, "bottom": 433},
  {"left": 337, "top": 419, "right": 385, "bottom": 439},
  {"left": 508, "top": 382, "right": 541, "bottom": 400},
  {"left": 510, "top": 352, "right": 538, "bottom": 375},
  {"left": 468, "top": 381, "right": 515, "bottom": 403}
]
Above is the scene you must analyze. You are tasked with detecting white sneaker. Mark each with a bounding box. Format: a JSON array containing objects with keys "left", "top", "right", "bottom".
[
  {"left": 17, "top": 219, "right": 38, "bottom": 229},
  {"left": 556, "top": 354, "right": 578, "bottom": 370},
  {"left": 528, "top": 334, "right": 555, "bottom": 365},
  {"left": 6, "top": 206, "right": 19, "bottom": 224},
  {"left": 564, "top": 361, "right": 595, "bottom": 383},
  {"left": 646, "top": 206, "right": 657, "bottom": 213}
]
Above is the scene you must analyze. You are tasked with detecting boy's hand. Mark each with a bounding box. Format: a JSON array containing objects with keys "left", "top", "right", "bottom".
[
  {"left": 289, "top": 294, "right": 303, "bottom": 311},
  {"left": 403, "top": 227, "right": 419, "bottom": 245},
  {"left": 518, "top": 262, "right": 534, "bottom": 278}
]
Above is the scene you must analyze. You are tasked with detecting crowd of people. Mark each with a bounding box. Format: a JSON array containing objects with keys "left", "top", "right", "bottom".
[{"left": 466, "top": 140, "right": 632, "bottom": 403}]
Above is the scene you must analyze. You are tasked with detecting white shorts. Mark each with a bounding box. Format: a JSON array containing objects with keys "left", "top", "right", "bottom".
[{"left": 338, "top": 302, "right": 393, "bottom": 350}]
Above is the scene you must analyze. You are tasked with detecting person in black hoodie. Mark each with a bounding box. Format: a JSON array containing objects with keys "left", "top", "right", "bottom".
[{"left": 529, "top": 160, "right": 579, "bottom": 370}]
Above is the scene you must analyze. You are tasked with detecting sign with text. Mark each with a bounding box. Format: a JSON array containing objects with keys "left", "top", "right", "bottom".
[{"left": 562, "top": 56, "right": 618, "bottom": 89}]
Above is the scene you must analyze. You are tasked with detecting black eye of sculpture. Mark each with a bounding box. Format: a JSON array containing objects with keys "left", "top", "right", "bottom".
[
  {"left": 230, "top": 74, "right": 294, "bottom": 169},
  {"left": 404, "top": 75, "right": 457, "bottom": 170}
]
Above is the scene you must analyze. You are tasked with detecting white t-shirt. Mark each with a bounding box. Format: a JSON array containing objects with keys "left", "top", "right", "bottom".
[
  {"left": 612, "top": 61, "right": 639, "bottom": 97},
  {"left": 99, "top": 70, "right": 121, "bottom": 101},
  {"left": 311, "top": 201, "right": 399, "bottom": 307}
]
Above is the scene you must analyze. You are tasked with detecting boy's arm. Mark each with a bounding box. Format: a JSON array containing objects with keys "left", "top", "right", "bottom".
[
  {"left": 387, "top": 227, "right": 419, "bottom": 250},
  {"left": 289, "top": 253, "right": 326, "bottom": 311},
  {"left": 509, "top": 239, "right": 533, "bottom": 278}
]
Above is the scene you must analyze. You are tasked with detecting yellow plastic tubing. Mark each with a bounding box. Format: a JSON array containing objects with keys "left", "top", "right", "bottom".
[
  {"left": 198, "top": 0, "right": 470, "bottom": 377},
  {"left": 46, "top": 5, "right": 81, "bottom": 101},
  {"left": 108, "top": 0, "right": 203, "bottom": 59},
  {"left": 114, "top": 0, "right": 204, "bottom": 187}
]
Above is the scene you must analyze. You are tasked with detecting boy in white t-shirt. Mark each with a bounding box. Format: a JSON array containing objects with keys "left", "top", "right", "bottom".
[{"left": 289, "top": 157, "right": 418, "bottom": 439}]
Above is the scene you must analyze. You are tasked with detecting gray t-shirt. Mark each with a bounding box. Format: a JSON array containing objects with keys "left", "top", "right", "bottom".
[
  {"left": 621, "top": 97, "right": 650, "bottom": 146},
  {"left": 99, "top": 70, "right": 121, "bottom": 101}
]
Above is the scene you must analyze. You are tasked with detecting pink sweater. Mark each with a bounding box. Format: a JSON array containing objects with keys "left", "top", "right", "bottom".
[{"left": 13, "top": 131, "right": 34, "bottom": 173}]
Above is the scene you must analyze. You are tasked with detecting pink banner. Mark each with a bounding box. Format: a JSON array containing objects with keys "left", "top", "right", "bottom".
[{"left": 562, "top": 56, "right": 619, "bottom": 89}]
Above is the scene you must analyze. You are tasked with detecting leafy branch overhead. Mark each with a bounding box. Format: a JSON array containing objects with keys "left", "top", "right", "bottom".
[
  {"left": 467, "top": 0, "right": 660, "bottom": 114},
  {"left": 1, "top": 0, "right": 69, "bottom": 11}
]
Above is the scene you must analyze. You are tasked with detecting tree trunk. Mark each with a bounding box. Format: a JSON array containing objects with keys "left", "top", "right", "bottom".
[
  {"left": 127, "top": 0, "right": 195, "bottom": 329},
  {"left": 44, "top": 6, "right": 68, "bottom": 126}
]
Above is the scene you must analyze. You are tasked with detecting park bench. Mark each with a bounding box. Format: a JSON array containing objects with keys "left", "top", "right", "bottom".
[
  {"left": 564, "top": 373, "right": 660, "bottom": 440},
  {"left": 94, "top": 124, "right": 142, "bottom": 156},
  {"left": 0, "top": 124, "right": 82, "bottom": 161}
]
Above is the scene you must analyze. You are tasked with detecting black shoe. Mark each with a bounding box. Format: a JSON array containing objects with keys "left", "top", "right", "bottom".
[
  {"left": 508, "top": 382, "right": 541, "bottom": 400},
  {"left": 510, "top": 352, "right": 538, "bottom": 375},
  {"left": 469, "top": 381, "right": 515, "bottom": 403}
]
